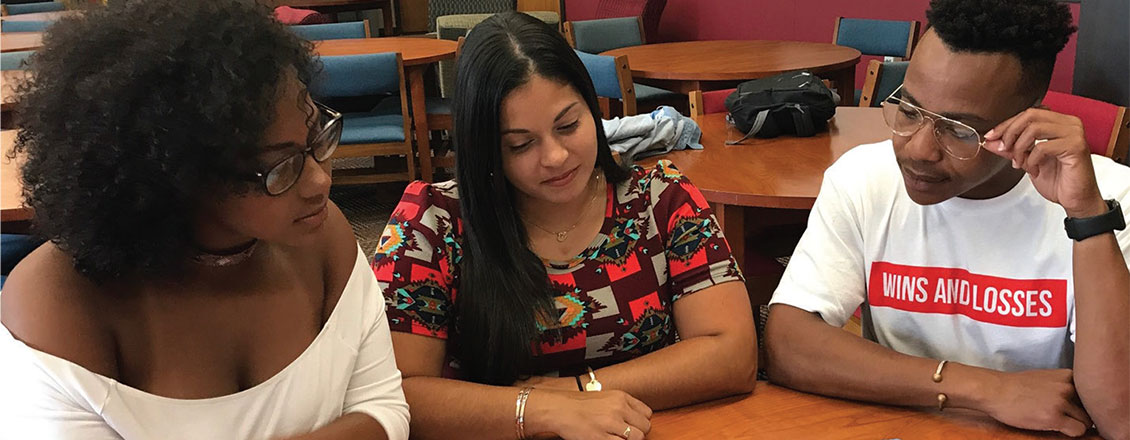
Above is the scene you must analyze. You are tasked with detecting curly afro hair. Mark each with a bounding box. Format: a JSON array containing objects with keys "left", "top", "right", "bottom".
[
  {"left": 12, "top": 0, "right": 316, "bottom": 282},
  {"left": 926, "top": 0, "right": 1076, "bottom": 97}
]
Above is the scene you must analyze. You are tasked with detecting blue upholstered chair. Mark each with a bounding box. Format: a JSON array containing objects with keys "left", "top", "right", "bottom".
[
  {"left": 1, "top": 50, "right": 34, "bottom": 70},
  {"left": 1, "top": 19, "right": 50, "bottom": 32},
  {"left": 833, "top": 17, "right": 921, "bottom": 60},
  {"left": 858, "top": 60, "right": 909, "bottom": 108},
  {"left": 2, "top": 1, "right": 63, "bottom": 15},
  {"left": 565, "top": 16, "right": 679, "bottom": 112},
  {"left": 574, "top": 49, "right": 637, "bottom": 116},
  {"left": 289, "top": 20, "right": 370, "bottom": 41},
  {"left": 565, "top": 16, "right": 644, "bottom": 55},
  {"left": 309, "top": 52, "right": 415, "bottom": 183},
  {"left": 833, "top": 17, "right": 919, "bottom": 104}
]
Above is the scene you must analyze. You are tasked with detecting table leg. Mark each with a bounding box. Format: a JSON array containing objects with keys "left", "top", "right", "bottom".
[
  {"left": 834, "top": 66, "right": 856, "bottom": 106},
  {"left": 381, "top": 0, "right": 394, "bottom": 36},
  {"left": 408, "top": 66, "right": 434, "bottom": 182},
  {"left": 712, "top": 202, "right": 746, "bottom": 273}
]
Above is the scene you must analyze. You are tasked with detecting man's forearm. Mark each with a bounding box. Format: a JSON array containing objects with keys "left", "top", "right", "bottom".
[
  {"left": 765, "top": 304, "right": 996, "bottom": 410},
  {"left": 1071, "top": 232, "right": 1130, "bottom": 440}
]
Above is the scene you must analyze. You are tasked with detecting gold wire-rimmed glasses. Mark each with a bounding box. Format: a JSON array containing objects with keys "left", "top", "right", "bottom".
[{"left": 881, "top": 84, "right": 986, "bottom": 160}]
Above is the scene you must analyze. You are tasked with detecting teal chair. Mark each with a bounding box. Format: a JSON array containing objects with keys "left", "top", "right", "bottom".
[
  {"left": 833, "top": 17, "right": 920, "bottom": 60},
  {"left": 309, "top": 52, "right": 415, "bottom": 184},
  {"left": 289, "top": 20, "right": 369, "bottom": 41},
  {"left": 574, "top": 49, "right": 638, "bottom": 117},
  {"left": 1, "top": 19, "right": 50, "bottom": 32},
  {"left": 565, "top": 16, "right": 644, "bottom": 55},
  {"left": 858, "top": 60, "right": 909, "bottom": 108},
  {"left": 833, "top": 17, "right": 919, "bottom": 105},
  {"left": 2, "top": 1, "right": 63, "bottom": 15},
  {"left": 565, "top": 16, "right": 678, "bottom": 112},
  {"left": 1, "top": 50, "right": 34, "bottom": 70}
]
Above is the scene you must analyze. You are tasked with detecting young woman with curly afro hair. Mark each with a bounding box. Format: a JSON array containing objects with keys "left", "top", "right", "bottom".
[{"left": 0, "top": 1, "right": 409, "bottom": 438}]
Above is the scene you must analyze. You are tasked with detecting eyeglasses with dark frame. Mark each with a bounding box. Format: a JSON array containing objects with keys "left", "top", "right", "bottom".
[
  {"left": 251, "top": 101, "right": 342, "bottom": 196},
  {"left": 881, "top": 84, "right": 988, "bottom": 161}
]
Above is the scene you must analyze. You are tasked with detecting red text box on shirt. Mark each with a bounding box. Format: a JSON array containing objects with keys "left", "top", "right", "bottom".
[{"left": 867, "top": 261, "right": 1068, "bottom": 328}]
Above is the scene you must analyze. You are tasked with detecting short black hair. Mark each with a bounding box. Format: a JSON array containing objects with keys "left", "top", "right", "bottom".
[
  {"left": 926, "top": 0, "right": 1076, "bottom": 98},
  {"left": 12, "top": 0, "right": 316, "bottom": 282}
]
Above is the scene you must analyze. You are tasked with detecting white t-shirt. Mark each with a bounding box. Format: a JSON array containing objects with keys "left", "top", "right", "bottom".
[
  {"left": 0, "top": 246, "right": 410, "bottom": 440},
  {"left": 771, "top": 141, "right": 1130, "bottom": 372}
]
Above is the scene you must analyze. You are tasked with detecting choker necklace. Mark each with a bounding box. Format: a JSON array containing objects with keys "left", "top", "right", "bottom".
[
  {"left": 191, "top": 239, "right": 259, "bottom": 267},
  {"left": 524, "top": 173, "right": 603, "bottom": 243}
]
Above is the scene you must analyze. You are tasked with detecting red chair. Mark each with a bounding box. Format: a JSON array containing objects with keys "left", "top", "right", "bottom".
[
  {"left": 594, "top": 0, "right": 667, "bottom": 42},
  {"left": 273, "top": 6, "right": 332, "bottom": 25},
  {"left": 688, "top": 88, "right": 734, "bottom": 117},
  {"left": 1042, "top": 91, "right": 1130, "bottom": 162}
]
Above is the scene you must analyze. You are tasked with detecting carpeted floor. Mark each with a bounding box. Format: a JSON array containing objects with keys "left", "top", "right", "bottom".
[{"left": 330, "top": 181, "right": 407, "bottom": 259}]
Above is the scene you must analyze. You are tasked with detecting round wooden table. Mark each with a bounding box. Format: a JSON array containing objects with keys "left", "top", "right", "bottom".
[
  {"left": 1, "top": 69, "right": 29, "bottom": 112},
  {"left": 1, "top": 130, "right": 31, "bottom": 223},
  {"left": 0, "top": 32, "right": 44, "bottom": 53},
  {"left": 639, "top": 107, "right": 888, "bottom": 210},
  {"left": 636, "top": 107, "right": 888, "bottom": 300},
  {"left": 602, "top": 40, "right": 861, "bottom": 105},
  {"left": 314, "top": 37, "right": 457, "bottom": 182},
  {"left": 650, "top": 382, "right": 1101, "bottom": 439},
  {"left": 0, "top": 10, "right": 76, "bottom": 22}
]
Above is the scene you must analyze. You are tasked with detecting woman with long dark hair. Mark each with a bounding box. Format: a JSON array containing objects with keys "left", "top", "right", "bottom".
[
  {"left": 0, "top": 1, "right": 408, "bottom": 438},
  {"left": 373, "top": 12, "right": 755, "bottom": 439}
]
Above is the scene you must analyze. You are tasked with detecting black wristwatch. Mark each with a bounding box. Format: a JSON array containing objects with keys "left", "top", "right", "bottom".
[{"left": 1064, "top": 199, "right": 1126, "bottom": 241}]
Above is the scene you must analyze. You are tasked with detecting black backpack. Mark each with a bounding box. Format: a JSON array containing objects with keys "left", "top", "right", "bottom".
[{"left": 723, "top": 70, "right": 837, "bottom": 144}]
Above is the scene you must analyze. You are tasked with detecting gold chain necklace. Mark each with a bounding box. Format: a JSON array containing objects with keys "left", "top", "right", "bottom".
[{"left": 524, "top": 172, "right": 603, "bottom": 243}]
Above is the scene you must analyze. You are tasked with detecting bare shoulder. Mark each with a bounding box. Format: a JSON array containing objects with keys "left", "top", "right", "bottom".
[
  {"left": 1, "top": 242, "right": 119, "bottom": 377},
  {"left": 319, "top": 200, "right": 361, "bottom": 312}
]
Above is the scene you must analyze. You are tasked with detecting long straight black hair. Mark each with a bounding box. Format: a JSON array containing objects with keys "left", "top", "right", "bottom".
[{"left": 451, "top": 11, "right": 630, "bottom": 385}]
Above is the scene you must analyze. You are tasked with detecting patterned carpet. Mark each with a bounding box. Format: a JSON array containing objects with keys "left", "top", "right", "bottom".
[{"left": 331, "top": 181, "right": 407, "bottom": 259}]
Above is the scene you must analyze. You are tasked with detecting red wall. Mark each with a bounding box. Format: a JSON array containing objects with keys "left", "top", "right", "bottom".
[{"left": 565, "top": 0, "right": 1079, "bottom": 93}]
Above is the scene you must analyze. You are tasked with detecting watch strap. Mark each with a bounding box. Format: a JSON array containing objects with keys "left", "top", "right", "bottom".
[{"left": 1064, "top": 199, "right": 1126, "bottom": 241}]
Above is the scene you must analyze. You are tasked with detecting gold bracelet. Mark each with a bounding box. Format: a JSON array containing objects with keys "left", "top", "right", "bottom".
[
  {"left": 932, "top": 360, "right": 948, "bottom": 383},
  {"left": 583, "top": 366, "right": 603, "bottom": 392},
  {"left": 515, "top": 387, "right": 533, "bottom": 439},
  {"left": 932, "top": 360, "right": 948, "bottom": 411}
]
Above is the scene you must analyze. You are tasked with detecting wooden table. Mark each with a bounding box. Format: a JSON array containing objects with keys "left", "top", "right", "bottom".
[
  {"left": 636, "top": 107, "right": 888, "bottom": 302},
  {"left": 276, "top": 0, "right": 395, "bottom": 36},
  {"left": 1, "top": 32, "right": 43, "bottom": 52},
  {"left": 314, "top": 37, "right": 456, "bottom": 182},
  {"left": 2, "top": 70, "right": 28, "bottom": 113},
  {"left": 0, "top": 10, "right": 76, "bottom": 22},
  {"left": 651, "top": 382, "right": 1100, "bottom": 439},
  {"left": 1, "top": 130, "right": 31, "bottom": 223},
  {"left": 602, "top": 40, "right": 861, "bottom": 105},
  {"left": 640, "top": 107, "right": 887, "bottom": 210}
]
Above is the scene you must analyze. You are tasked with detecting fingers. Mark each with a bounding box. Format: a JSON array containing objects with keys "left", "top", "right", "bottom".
[
  {"left": 1057, "top": 413, "right": 1089, "bottom": 437},
  {"left": 1019, "top": 138, "right": 1073, "bottom": 178},
  {"left": 599, "top": 419, "right": 646, "bottom": 440},
  {"left": 625, "top": 394, "right": 654, "bottom": 419},
  {"left": 1061, "top": 401, "right": 1094, "bottom": 429},
  {"left": 623, "top": 424, "right": 646, "bottom": 440},
  {"left": 621, "top": 407, "right": 651, "bottom": 436},
  {"left": 985, "top": 109, "right": 1086, "bottom": 165}
]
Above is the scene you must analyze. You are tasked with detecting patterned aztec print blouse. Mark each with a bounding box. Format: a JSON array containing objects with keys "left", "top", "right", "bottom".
[{"left": 372, "top": 160, "right": 744, "bottom": 379}]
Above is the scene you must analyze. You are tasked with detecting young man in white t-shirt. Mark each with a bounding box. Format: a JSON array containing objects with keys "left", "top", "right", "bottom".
[{"left": 764, "top": 0, "right": 1129, "bottom": 438}]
